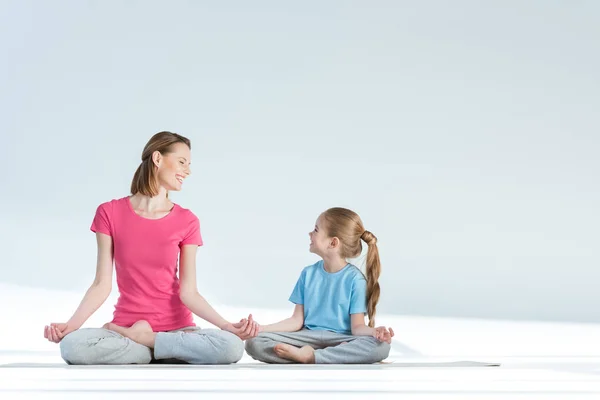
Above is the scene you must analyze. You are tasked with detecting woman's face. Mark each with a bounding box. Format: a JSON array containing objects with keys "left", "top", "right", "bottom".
[{"left": 155, "top": 142, "right": 192, "bottom": 192}]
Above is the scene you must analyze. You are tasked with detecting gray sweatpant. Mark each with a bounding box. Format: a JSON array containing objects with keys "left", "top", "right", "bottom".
[
  {"left": 245, "top": 329, "right": 390, "bottom": 364},
  {"left": 59, "top": 326, "right": 243, "bottom": 365}
]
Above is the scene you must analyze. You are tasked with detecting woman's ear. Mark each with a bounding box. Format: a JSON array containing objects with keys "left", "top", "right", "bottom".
[{"left": 152, "top": 150, "right": 162, "bottom": 168}]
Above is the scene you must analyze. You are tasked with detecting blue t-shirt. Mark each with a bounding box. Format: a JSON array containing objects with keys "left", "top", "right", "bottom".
[{"left": 289, "top": 260, "right": 367, "bottom": 335}]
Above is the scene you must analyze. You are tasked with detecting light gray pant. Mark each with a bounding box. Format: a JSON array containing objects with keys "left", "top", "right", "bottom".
[
  {"left": 60, "top": 326, "right": 244, "bottom": 365},
  {"left": 245, "top": 329, "right": 390, "bottom": 364}
]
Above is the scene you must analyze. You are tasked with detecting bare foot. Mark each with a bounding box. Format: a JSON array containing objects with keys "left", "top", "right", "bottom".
[
  {"left": 273, "top": 343, "right": 315, "bottom": 364},
  {"left": 103, "top": 320, "right": 156, "bottom": 348}
]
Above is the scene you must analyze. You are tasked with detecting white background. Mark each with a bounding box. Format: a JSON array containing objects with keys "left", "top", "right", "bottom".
[{"left": 1, "top": 0, "right": 599, "bottom": 324}]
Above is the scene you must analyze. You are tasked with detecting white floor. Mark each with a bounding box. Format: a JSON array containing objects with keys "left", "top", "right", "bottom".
[
  {"left": 2, "top": 353, "right": 600, "bottom": 399},
  {"left": 2, "top": 284, "right": 599, "bottom": 399}
]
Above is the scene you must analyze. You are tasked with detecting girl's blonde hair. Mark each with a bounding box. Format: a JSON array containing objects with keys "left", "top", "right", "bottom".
[
  {"left": 321, "top": 207, "right": 381, "bottom": 327},
  {"left": 131, "top": 131, "right": 191, "bottom": 197}
]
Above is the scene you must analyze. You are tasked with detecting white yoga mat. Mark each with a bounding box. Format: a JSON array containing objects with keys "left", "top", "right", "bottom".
[{"left": 0, "top": 360, "right": 500, "bottom": 369}]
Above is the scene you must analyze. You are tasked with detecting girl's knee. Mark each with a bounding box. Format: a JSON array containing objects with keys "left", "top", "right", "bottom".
[
  {"left": 353, "top": 336, "right": 391, "bottom": 363},
  {"left": 244, "top": 337, "right": 260, "bottom": 357},
  {"left": 244, "top": 336, "right": 272, "bottom": 361},
  {"left": 375, "top": 341, "right": 391, "bottom": 362}
]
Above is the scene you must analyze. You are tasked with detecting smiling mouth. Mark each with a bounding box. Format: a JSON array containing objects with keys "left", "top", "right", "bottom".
[{"left": 176, "top": 175, "right": 184, "bottom": 183}]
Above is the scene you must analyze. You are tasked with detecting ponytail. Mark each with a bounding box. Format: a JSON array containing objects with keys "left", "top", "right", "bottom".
[
  {"left": 361, "top": 230, "right": 381, "bottom": 327},
  {"left": 130, "top": 158, "right": 160, "bottom": 197}
]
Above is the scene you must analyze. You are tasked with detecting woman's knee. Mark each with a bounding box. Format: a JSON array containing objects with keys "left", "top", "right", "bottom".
[
  {"left": 218, "top": 331, "right": 244, "bottom": 364},
  {"left": 59, "top": 328, "right": 152, "bottom": 365},
  {"left": 59, "top": 329, "right": 96, "bottom": 365},
  {"left": 192, "top": 330, "right": 244, "bottom": 364}
]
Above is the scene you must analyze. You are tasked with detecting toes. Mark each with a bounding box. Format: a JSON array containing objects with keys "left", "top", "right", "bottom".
[{"left": 273, "top": 344, "right": 289, "bottom": 356}]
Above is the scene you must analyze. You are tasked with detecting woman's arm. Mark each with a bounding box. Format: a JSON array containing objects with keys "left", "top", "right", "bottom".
[
  {"left": 179, "top": 245, "right": 229, "bottom": 328},
  {"left": 259, "top": 304, "right": 304, "bottom": 333},
  {"left": 67, "top": 233, "right": 114, "bottom": 327},
  {"left": 44, "top": 233, "right": 114, "bottom": 342},
  {"left": 179, "top": 245, "right": 258, "bottom": 338},
  {"left": 351, "top": 314, "right": 394, "bottom": 343}
]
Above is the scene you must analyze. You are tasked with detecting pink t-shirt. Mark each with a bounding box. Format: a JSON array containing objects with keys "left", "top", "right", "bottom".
[{"left": 90, "top": 196, "right": 203, "bottom": 332}]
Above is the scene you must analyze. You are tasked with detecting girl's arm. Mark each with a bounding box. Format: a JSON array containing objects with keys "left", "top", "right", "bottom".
[
  {"left": 351, "top": 314, "right": 394, "bottom": 344},
  {"left": 179, "top": 245, "right": 258, "bottom": 338},
  {"left": 259, "top": 304, "right": 304, "bottom": 333},
  {"left": 44, "top": 233, "right": 114, "bottom": 342}
]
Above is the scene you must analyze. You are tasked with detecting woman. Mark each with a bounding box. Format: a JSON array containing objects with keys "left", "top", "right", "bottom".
[{"left": 43, "top": 131, "right": 258, "bottom": 364}]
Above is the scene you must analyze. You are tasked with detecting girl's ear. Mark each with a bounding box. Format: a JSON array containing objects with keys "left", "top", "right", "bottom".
[{"left": 330, "top": 237, "right": 340, "bottom": 249}]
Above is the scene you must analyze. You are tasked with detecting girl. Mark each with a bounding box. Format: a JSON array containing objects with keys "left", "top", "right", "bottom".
[
  {"left": 43, "top": 131, "right": 259, "bottom": 364},
  {"left": 246, "top": 207, "right": 394, "bottom": 364}
]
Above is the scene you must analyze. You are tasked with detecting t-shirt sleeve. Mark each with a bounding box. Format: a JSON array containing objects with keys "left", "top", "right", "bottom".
[
  {"left": 180, "top": 215, "right": 203, "bottom": 247},
  {"left": 288, "top": 269, "right": 306, "bottom": 305},
  {"left": 90, "top": 203, "right": 112, "bottom": 236},
  {"left": 349, "top": 274, "right": 368, "bottom": 314}
]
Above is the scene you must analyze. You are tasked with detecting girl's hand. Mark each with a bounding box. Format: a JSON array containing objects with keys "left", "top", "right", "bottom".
[
  {"left": 44, "top": 323, "right": 76, "bottom": 343},
  {"left": 222, "top": 314, "right": 260, "bottom": 340},
  {"left": 373, "top": 326, "right": 394, "bottom": 344}
]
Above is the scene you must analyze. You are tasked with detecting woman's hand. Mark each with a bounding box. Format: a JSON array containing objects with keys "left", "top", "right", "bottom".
[
  {"left": 221, "top": 314, "right": 261, "bottom": 340},
  {"left": 44, "top": 323, "right": 77, "bottom": 343},
  {"left": 373, "top": 326, "right": 394, "bottom": 344}
]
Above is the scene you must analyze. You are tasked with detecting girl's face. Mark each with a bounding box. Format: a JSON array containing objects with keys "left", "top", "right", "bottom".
[
  {"left": 155, "top": 143, "right": 192, "bottom": 192},
  {"left": 309, "top": 215, "right": 331, "bottom": 256}
]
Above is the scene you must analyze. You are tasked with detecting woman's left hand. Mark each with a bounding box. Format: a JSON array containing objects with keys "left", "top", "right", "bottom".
[{"left": 222, "top": 314, "right": 261, "bottom": 340}]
